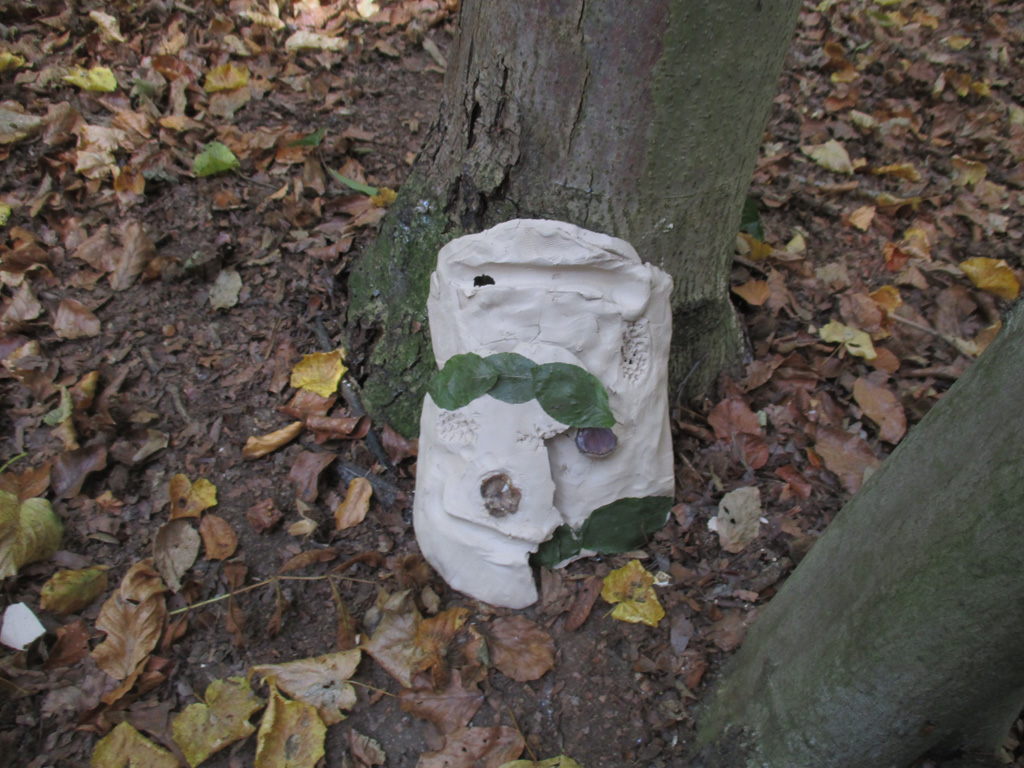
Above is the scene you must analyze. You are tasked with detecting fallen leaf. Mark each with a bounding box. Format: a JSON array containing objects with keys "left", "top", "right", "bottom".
[
  {"left": 39, "top": 565, "right": 108, "bottom": 615},
  {"left": 0, "top": 104, "right": 42, "bottom": 145},
  {"left": 153, "top": 519, "right": 200, "bottom": 592},
  {"left": 89, "top": 11, "right": 125, "bottom": 43},
  {"left": 362, "top": 591, "right": 425, "bottom": 687},
  {"left": 869, "top": 285, "right": 902, "bottom": 315},
  {"left": 285, "top": 30, "right": 347, "bottom": 52},
  {"left": 44, "top": 618, "right": 92, "bottom": 669},
  {"left": 801, "top": 139, "right": 854, "bottom": 174},
  {"left": 601, "top": 560, "right": 665, "bottom": 627},
  {"left": 0, "top": 52, "right": 25, "bottom": 73},
  {"left": 819, "top": 320, "right": 877, "bottom": 359},
  {"left": 960, "top": 258, "right": 1019, "bottom": 301},
  {"left": 194, "top": 142, "right": 240, "bottom": 177},
  {"left": 418, "top": 727, "right": 524, "bottom": 768},
  {"left": 1, "top": 282, "right": 42, "bottom": 331},
  {"left": 500, "top": 758, "right": 583, "bottom": 768},
  {"left": 853, "top": 377, "right": 906, "bottom": 443},
  {"left": 63, "top": 66, "right": 118, "bottom": 92},
  {"left": 252, "top": 650, "right": 361, "bottom": 726},
  {"left": 246, "top": 499, "right": 283, "bottom": 533},
  {"left": 204, "top": 62, "right": 250, "bottom": 92},
  {"left": 307, "top": 414, "right": 370, "bottom": 442},
  {"left": 0, "top": 463, "right": 51, "bottom": 501},
  {"left": 254, "top": 684, "right": 326, "bottom": 768},
  {"left": 414, "top": 607, "right": 471, "bottom": 686},
  {"left": 53, "top": 299, "right": 101, "bottom": 339},
  {"left": 731, "top": 279, "right": 771, "bottom": 306},
  {"left": 708, "top": 486, "right": 762, "bottom": 554},
  {"left": 814, "top": 426, "right": 880, "bottom": 494},
  {"left": 399, "top": 669, "right": 485, "bottom": 734},
  {"left": 951, "top": 155, "right": 986, "bottom": 187},
  {"left": 91, "top": 722, "right": 179, "bottom": 768},
  {"left": 200, "top": 514, "right": 238, "bottom": 560},
  {"left": 847, "top": 205, "right": 876, "bottom": 231},
  {"left": 172, "top": 676, "right": 265, "bottom": 767},
  {"left": 169, "top": 474, "right": 218, "bottom": 519},
  {"left": 92, "top": 560, "right": 167, "bottom": 681},
  {"left": 335, "top": 477, "right": 372, "bottom": 530},
  {"left": 564, "top": 575, "right": 603, "bottom": 632},
  {"left": 288, "top": 450, "right": 336, "bottom": 503},
  {"left": 243, "top": 421, "right": 304, "bottom": 459},
  {"left": 871, "top": 163, "right": 921, "bottom": 182},
  {"left": 0, "top": 491, "right": 62, "bottom": 579},
  {"left": 708, "top": 397, "right": 760, "bottom": 440},
  {"left": 350, "top": 730, "right": 386, "bottom": 767},
  {"left": 51, "top": 444, "right": 107, "bottom": 498},
  {"left": 485, "top": 616, "right": 555, "bottom": 682},
  {"left": 290, "top": 350, "right": 347, "bottom": 397},
  {"left": 210, "top": 268, "right": 243, "bottom": 310}
]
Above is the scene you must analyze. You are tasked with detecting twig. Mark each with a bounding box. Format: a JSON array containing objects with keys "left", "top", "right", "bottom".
[
  {"left": 0, "top": 452, "right": 26, "bottom": 475},
  {"left": 889, "top": 313, "right": 974, "bottom": 356},
  {"left": 349, "top": 680, "right": 396, "bottom": 698},
  {"left": 168, "top": 574, "right": 376, "bottom": 615}
]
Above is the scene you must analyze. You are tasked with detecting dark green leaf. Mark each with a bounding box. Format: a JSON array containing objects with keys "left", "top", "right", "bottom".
[
  {"left": 427, "top": 353, "right": 499, "bottom": 410},
  {"left": 286, "top": 127, "right": 327, "bottom": 147},
  {"left": 485, "top": 353, "right": 537, "bottom": 404},
  {"left": 327, "top": 167, "right": 378, "bottom": 196},
  {"left": 579, "top": 496, "right": 673, "bottom": 554},
  {"left": 530, "top": 525, "right": 581, "bottom": 569},
  {"left": 532, "top": 363, "right": 614, "bottom": 428},
  {"left": 740, "top": 196, "right": 764, "bottom": 241},
  {"left": 193, "top": 142, "right": 240, "bottom": 177}
]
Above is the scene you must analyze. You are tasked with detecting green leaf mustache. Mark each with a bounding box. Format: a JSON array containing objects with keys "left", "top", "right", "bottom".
[{"left": 427, "top": 352, "right": 615, "bottom": 429}]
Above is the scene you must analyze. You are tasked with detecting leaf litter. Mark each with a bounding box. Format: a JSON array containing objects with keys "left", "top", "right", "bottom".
[{"left": 3, "top": 0, "right": 1024, "bottom": 766}]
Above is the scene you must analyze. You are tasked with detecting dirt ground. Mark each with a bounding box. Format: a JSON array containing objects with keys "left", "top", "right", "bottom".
[{"left": 1, "top": 1, "right": 1023, "bottom": 766}]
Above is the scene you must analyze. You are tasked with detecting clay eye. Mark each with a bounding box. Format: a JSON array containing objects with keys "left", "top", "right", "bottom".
[{"left": 575, "top": 427, "right": 617, "bottom": 457}]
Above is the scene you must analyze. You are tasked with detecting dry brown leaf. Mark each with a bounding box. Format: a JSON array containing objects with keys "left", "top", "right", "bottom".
[
  {"left": 399, "top": 670, "right": 485, "bottom": 734},
  {"left": 417, "top": 726, "right": 524, "bottom": 768},
  {"left": 707, "top": 397, "right": 760, "bottom": 441},
  {"left": 307, "top": 414, "right": 370, "bottom": 442},
  {"left": 52, "top": 299, "right": 100, "bottom": 339},
  {"left": 564, "top": 575, "right": 603, "bottom": 632},
  {"left": 153, "top": 519, "right": 200, "bottom": 592},
  {"left": 92, "top": 560, "right": 167, "bottom": 681},
  {"left": 731, "top": 279, "right": 771, "bottom": 306},
  {"left": 168, "top": 474, "right": 217, "bottom": 519},
  {"left": 1, "top": 282, "right": 42, "bottom": 331},
  {"left": 51, "top": 444, "right": 107, "bottom": 499},
  {"left": 335, "top": 477, "right": 372, "bottom": 531},
  {"left": 847, "top": 205, "right": 876, "bottom": 231},
  {"left": 853, "top": 377, "right": 907, "bottom": 444},
  {"left": 362, "top": 590, "right": 424, "bottom": 687},
  {"left": 246, "top": 499, "right": 283, "bottom": 533},
  {"left": 708, "top": 486, "right": 762, "bottom": 554},
  {"left": 813, "top": 425, "right": 880, "bottom": 494},
  {"left": 200, "top": 514, "right": 238, "bottom": 560},
  {"left": 254, "top": 684, "right": 326, "bottom": 768},
  {"left": 350, "top": 729, "right": 386, "bottom": 767},
  {"left": 288, "top": 450, "right": 336, "bottom": 503},
  {"left": 0, "top": 463, "right": 50, "bottom": 501},
  {"left": 243, "top": 421, "right": 304, "bottom": 459},
  {"left": 252, "top": 650, "right": 361, "bottom": 726},
  {"left": 485, "top": 616, "right": 555, "bottom": 682}
]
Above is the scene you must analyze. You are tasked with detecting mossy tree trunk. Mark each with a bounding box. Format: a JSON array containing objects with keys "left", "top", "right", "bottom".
[
  {"left": 349, "top": 0, "right": 802, "bottom": 435},
  {"left": 696, "top": 303, "right": 1024, "bottom": 768}
]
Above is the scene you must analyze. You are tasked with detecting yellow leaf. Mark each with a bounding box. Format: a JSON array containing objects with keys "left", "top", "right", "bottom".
[
  {"left": 243, "top": 421, "right": 305, "bottom": 459},
  {"left": 290, "top": 350, "right": 347, "bottom": 397},
  {"left": 0, "top": 492, "right": 63, "bottom": 579},
  {"left": 601, "top": 560, "right": 665, "bottom": 627},
  {"left": 819, "top": 320, "right": 877, "bottom": 359},
  {"left": 731, "top": 279, "right": 771, "bottom": 306},
  {"left": 63, "top": 66, "right": 118, "bottom": 93},
  {"left": 172, "top": 677, "right": 265, "bottom": 767},
  {"left": 334, "top": 477, "right": 372, "bottom": 531},
  {"left": 0, "top": 51, "right": 25, "bottom": 73},
  {"left": 91, "top": 722, "right": 180, "bottom": 768},
  {"left": 168, "top": 474, "right": 218, "bottom": 519},
  {"left": 869, "top": 285, "right": 902, "bottom": 314},
  {"left": 737, "top": 232, "right": 773, "bottom": 261},
  {"left": 500, "top": 758, "right": 584, "bottom": 768},
  {"left": 0, "top": 202, "right": 10, "bottom": 226},
  {"left": 944, "top": 35, "right": 972, "bottom": 51},
  {"left": 255, "top": 684, "right": 326, "bottom": 768},
  {"left": 801, "top": 139, "right": 854, "bottom": 174},
  {"left": 371, "top": 187, "right": 397, "bottom": 208},
  {"left": 40, "top": 566, "right": 109, "bottom": 615},
  {"left": 960, "top": 258, "right": 1020, "bottom": 301},
  {"left": 284, "top": 30, "right": 347, "bottom": 52},
  {"left": 951, "top": 155, "right": 986, "bottom": 188},
  {"left": 252, "top": 650, "right": 361, "bottom": 726},
  {"left": 871, "top": 163, "right": 921, "bottom": 182},
  {"left": 204, "top": 63, "right": 250, "bottom": 93}
]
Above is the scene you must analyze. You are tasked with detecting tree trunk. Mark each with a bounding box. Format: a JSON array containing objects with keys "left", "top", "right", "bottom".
[
  {"left": 348, "top": 0, "right": 802, "bottom": 435},
  {"left": 696, "top": 302, "right": 1024, "bottom": 768}
]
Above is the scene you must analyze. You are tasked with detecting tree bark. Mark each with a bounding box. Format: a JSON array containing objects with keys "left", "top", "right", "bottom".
[
  {"left": 696, "top": 302, "right": 1024, "bottom": 768},
  {"left": 348, "top": 0, "right": 802, "bottom": 435}
]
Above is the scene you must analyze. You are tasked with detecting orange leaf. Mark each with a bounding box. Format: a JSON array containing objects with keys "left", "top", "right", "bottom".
[
  {"left": 168, "top": 474, "right": 217, "bottom": 519},
  {"left": 484, "top": 616, "right": 554, "bottom": 682},
  {"left": 731, "top": 279, "right": 771, "bottom": 306},
  {"left": 853, "top": 377, "right": 906, "bottom": 444},
  {"left": 960, "top": 258, "right": 1019, "bottom": 301},
  {"left": 200, "top": 514, "right": 238, "bottom": 560},
  {"left": 334, "top": 477, "right": 372, "bottom": 531},
  {"left": 243, "top": 421, "right": 304, "bottom": 459}
]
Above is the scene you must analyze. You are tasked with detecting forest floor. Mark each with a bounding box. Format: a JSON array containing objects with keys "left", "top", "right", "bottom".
[{"left": 1, "top": 1, "right": 1022, "bottom": 767}]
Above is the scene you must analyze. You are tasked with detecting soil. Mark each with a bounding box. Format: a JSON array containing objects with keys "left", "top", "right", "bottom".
[{"left": 1, "top": 1, "right": 1023, "bottom": 767}]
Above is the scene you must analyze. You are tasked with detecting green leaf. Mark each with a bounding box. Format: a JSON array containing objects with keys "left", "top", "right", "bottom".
[
  {"left": 287, "top": 127, "right": 327, "bottom": 147},
  {"left": 0, "top": 492, "right": 63, "bottom": 579},
  {"left": 530, "top": 525, "right": 581, "bottom": 569},
  {"left": 485, "top": 353, "right": 537, "bottom": 404},
  {"left": 740, "top": 196, "right": 764, "bottom": 241},
  {"left": 326, "top": 167, "right": 378, "bottom": 196},
  {"left": 532, "top": 363, "right": 614, "bottom": 428},
  {"left": 579, "top": 496, "right": 673, "bottom": 554},
  {"left": 428, "top": 353, "right": 499, "bottom": 410},
  {"left": 194, "top": 142, "right": 240, "bottom": 177}
]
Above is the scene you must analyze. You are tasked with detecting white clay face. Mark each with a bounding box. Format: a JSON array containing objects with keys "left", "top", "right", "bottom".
[{"left": 413, "top": 219, "right": 675, "bottom": 608}]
